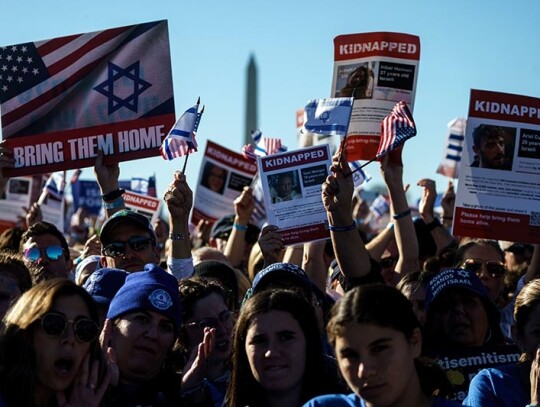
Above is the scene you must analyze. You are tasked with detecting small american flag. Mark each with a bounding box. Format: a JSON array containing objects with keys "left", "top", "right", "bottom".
[
  {"left": 376, "top": 101, "right": 417, "bottom": 158},
  {"left": 160, "top": 103, "right": 200, "bottom": 160},
  {"left": 251, "top": 130, "right": 287, "bottom": 156},
  {"left": 242, "top": 144, "right": 257, "bottom": 163}
]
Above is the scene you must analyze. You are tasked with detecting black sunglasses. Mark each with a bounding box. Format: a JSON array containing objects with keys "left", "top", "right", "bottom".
[
  {"left": 461, "top": 258, "right": 506, "bottom": 278},
  {"left": 103, "top": 236, "right": 153, "bottom": 257},
  {"left": 40, "top": 312, "right": 99, "bottom": 343}
]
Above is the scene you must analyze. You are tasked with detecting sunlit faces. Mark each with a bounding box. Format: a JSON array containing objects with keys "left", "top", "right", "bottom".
[
  {"left": 430, "top": 288, "right": 489, "bottom": 347},
  {"left": 245, "top": 310, "right": 306, "bottom": 394},
  {"left": 33, "top": 295, "right": 92, "bottom": 393},
  {"left": 184, "top": 292, "right": 233, "bottom": 363},
  {"left": 461, "top": 244, "right": 505, "bottom": 302},
  {"left": 335, "top": 323, "right": 421, "bottom": 407},
  {"left": 0, "top": 275, "right": 22, "bottom": 320},
  {"left": 111, "top": 310, "right": 175, "bottom": 383},
  {"left": 102, "top": 222, "right": 159, "bottom": 272},
  {"left": 474, "top": 135, "right": 506, "bottom": 169},
  {"left": 22, "top": 234, "right": 70, "bottom": 279},
  {"left": 517, "top": 302, "right": 540, "bottom": 360}
]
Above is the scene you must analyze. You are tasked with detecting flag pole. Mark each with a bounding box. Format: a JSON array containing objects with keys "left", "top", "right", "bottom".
[
  {"left": 346, "top": 155, "right": 377, "bottom": 178},
  {"left": 181, "top": 100, "right": 204, "bottom": 174}
]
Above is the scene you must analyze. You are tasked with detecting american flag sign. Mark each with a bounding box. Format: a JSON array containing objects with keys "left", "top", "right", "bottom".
[{"left": 376, "top": 101, "right": 417, "bottom": 158}]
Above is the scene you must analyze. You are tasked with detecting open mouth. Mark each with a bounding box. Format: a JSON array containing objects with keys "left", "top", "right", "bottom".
[{"left": 54, "top": 357, "right": 75, "bottom": 375}]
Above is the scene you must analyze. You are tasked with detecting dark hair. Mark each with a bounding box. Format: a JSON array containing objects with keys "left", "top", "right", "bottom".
[
  {"left": 0, "top": 227, "right": 24, "bottom": 252},
  {"left": 455, "top": 238, "right": 504, "bottom": 265},
  {"left": 472, "top": 125, "right": 506, "bottom": 148},
  {"left": 514, "top": 279, "right": 540, "bottom": 360},
  {"left": 0, "top": 279, "right": 100, "bottom": 407},
  {"left": 20, "top": 221, "right": 70, "bottom": 261},
  {"left": 226, "top": 289, "right": 335, "bottom": 406},
  {"left": 0, "top": 251, "right": 33, "bottom": 294},
  {"left": 327, "top": 284, "right": 453, "bottom": 398}
]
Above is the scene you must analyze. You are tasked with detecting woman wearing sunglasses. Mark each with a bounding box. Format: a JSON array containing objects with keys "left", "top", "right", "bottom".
[
  {"left": 0, "top": 278, "right": 108, "bottom": 407},
  {"left": 177, "top": 277, "right": 235, "bottom": 407}
]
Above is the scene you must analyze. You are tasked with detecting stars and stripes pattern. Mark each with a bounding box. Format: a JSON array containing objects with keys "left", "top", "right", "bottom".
[
  {"left": 303, "top": 97, "right": 354, "bottom": 137},
  {"left": 241, "top": 144, "right": 258, "bottom": 163},
  {"left": 160, "top": 103, "right": 201, "bottom": 160},
  {"left": 251, "top": 130, "right": 287, "bottom": 156},
  {"left": 0, "top": 21, "right": 166, "bottom": 138},
  {"left": 376, "top": 101, "right": 417, "bottom": 158}
]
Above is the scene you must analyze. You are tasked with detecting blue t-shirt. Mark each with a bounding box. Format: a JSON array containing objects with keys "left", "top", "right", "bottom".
[
  {"left": 463, "top": 363, "right": 528, "bottom": 407},
  {"left": 303, "top": 393, "right": 461, "bottom": 407}
]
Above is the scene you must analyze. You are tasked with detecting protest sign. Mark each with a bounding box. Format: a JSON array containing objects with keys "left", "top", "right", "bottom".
[
  {"left": 192, "top": 140, "right": 257, "bottom": 225},
  {"left": 0, "top": 20, "right": 175, "bottom": 177},
  {"left": 258, "top": 145, "right": 332, "bottom": 245},
  {"left": 71, "top": 180, "right": 102, "bottom": 215},
  {"left": 123, "top": 190, "right": 162, "bottom": 225},
  {"left": 454, "top": 89, "right": 540, "bottom": 243},
  {"left": 331, "top": 32, "right": 420, "bottom": 161},
  {"left": 0, "top": 176, "right": 33, "bottom": 231}
]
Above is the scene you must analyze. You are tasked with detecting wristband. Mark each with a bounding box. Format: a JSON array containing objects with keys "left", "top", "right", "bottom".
[
  {"left": 101, "top": 189, "right": 125, "bottom": 202},
  {"left": 233, "top": 223, "right": 248, "bottom": 231},
  {"left": 328, "top": 221, "right": 357, "bottom": 232},
  {"left": 425, "top": 218, "right": 442, "bottom": 232},
  {"left": 169, "top": 232, "right": 189, "bottom": 241},
  {"left": 392, "top": 209, "right": 411, "bottom": 220},
  {"left": 103, "top": 197, "right": 125, "bottom": 210}
]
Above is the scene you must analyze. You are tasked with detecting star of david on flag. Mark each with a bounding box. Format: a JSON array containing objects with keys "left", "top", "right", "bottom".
[
  {"left": 160, "top": 102, "right": 203, "bottom": 160},
  {"left": 376, "top": 101, "right": 417, "bottom": 158},
  {"left": 303, "top": 97, "right": 354, "bottom": 137}
]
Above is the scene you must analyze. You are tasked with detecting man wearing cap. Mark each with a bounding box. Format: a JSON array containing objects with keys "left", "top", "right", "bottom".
[{"left": 94, "top": 153, "right": 194, "bottom": 279}]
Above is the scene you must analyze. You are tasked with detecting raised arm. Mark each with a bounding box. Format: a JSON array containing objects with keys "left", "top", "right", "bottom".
[
  {"left": 322, "top": 147, "right": 371, "bottom": 279},
  {"left": 93, "top": 150, "right": 123, "bottom": 217},
  {"left": 164, "top": 171, "right": 194, "bottom": 279},
  {"left": 224, "top": 186, "right": 255, "bottom": 268},
  {"left": 380, "top": 155, "right": 418, "bottom": 276}
]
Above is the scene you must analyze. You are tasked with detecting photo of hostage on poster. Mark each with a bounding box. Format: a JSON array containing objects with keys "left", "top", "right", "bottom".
[
  {"left": 258, "top": 144, "right": 332, "bottom": 245},
  {"left": 454, "top": 89, "right": 540, "bottom": 244},
  {"left": 331, "top": 31, "right": 421, "bottom": 161},
  {"left": 192, "top": 140, "right": 257, "bottom": 226}
]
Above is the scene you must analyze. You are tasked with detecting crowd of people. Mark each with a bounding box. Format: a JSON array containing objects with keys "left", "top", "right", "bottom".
[{"left": 0, "top": 138, "right": 537, "bottom": 407}]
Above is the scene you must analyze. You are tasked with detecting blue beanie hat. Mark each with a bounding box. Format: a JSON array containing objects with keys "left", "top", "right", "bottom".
[
  {"left": 107, "top": 264, "right": 182, "bottom": 329},
  {"left": 424, "top": 267, "right": 488, "bottom": 312},
  {"left": 83, "top": 267, "right": 128, "bottom": 305}
]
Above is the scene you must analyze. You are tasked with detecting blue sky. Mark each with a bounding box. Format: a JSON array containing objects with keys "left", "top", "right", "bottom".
[{"left": 2, "top": 0, "right": 540, "bottom": 204}]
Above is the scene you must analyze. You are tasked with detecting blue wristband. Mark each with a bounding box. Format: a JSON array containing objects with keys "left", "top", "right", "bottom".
[
  {"left": 103, "top": 197, "right": 125, "bottom": 210},
  {"left": 233, "top": 223, "right": 248, "bottom": 231},
  {"left": 328, "top": 221, "right": 357, "bottom": 232}
]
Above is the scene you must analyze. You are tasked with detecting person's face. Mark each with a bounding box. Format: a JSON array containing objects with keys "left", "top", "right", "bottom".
[
  {"left": 277, "top": 176, "right": 293, "bottom": 198},
  {"left": 102, "top": 223, "right": 159, "bottom": 272},
  {"left": 33, "top": 295, "right": 92, "bottom": 393},
  {"left": 184, "top": 292, "right": 233, "bottom": 363},
  {"left": 430, "top": 288, "right": 489, "bottom": 347},
  {"left": 22, "top": 234, "right": 71, "bottom": 280},
  {"left": 461, "top": 244, "right": 505, "bottom": 302},
  {"left": 208, "top": 166, "right": 225, "bottom": 192},
  {"left": 335, "top": 322, "right": 421, "bottom": 406},
  {"left": 474, "top": 135, "right": 506, "bottom": 169},
  {"left": 0, "top": 275, "right": 22, "bottom": 321},
  {"left": 400, "top": 282, "right": 426, "bottom": 326},
  {"left": 111, "top": 310, "right": 175, "bottom": 383},
  {"left": 517, "top": 302, "right": 540, "bottom": 360},
  {"left": 245, "top": 310, "right": 307, "bottom": 395}
]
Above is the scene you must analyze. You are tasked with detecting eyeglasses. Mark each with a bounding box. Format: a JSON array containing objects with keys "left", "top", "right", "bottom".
[
  {"left": 40, "top": 312, "right": 99, "bottom": 343},
  {"left": 23, "top": 245, "right": 64, "bottom": 263},
  {"left": 102, "top": 236, "right": 153, "bottom": 257},
  {"left": 185, "top": 310, "right": 234, "bottom": 330},
  {"left": 461, "top": 258, "right": 506, "bottom": 278},
  {"left": 380, "top": 256, "right": 398, "bottom": 269}
]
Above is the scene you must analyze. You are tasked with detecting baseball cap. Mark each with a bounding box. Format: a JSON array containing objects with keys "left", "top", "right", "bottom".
[
  {"left": 100, "top": 209, "right": 156, "bottom": 245},
  {"left": 83, "top": 267, "right": 128, "bottom": 305},
  {"left": 424, "top": 267, "right": 488, "bottom": 312}
]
